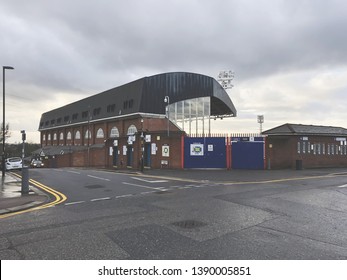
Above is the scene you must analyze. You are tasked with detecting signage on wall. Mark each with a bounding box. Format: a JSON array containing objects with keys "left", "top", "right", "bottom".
[
  {"left": 208, "top": 144, "right": 213, "bottom": 152},
  {"left": 127, "top": 135, "right": 135, "bottom": 145},
  {"left": 145, "top": 135, "right": 151, "bottom": 143},
  {"left": 162, "top": 145, "right": 170, "bottom": 157},
  {"left": 190, "top": 143, "right": 204, "bottom": 156},
  {"left": 151, "top": 143, "right": 157, "bottom": 155}
]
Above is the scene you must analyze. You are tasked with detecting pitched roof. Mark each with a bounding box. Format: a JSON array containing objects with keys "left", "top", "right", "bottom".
[{"left": 262, "top": 123, "right": 347, "bottom": 136}]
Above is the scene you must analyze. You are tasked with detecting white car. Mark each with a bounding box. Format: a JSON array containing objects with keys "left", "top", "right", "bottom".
[{"left": 5, "top": 157, "right": 22, "bottom": 171}]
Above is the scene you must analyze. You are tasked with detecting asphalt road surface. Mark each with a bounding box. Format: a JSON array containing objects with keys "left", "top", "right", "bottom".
[{"left": 0, "top": 168, "right": 346, "bottom": 259}]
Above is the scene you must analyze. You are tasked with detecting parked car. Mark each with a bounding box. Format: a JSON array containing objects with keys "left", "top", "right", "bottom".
[
  {"left": 31, "top": 159, "right": 44, "bottom": 168},
  {"left": 5, "top": 157, "right": 22, "bottom": 171}
]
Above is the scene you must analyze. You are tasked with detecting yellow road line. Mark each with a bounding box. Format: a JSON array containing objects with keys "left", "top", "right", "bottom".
[{"left": 0, "top": 174, "right": 67, "bottom": 219}]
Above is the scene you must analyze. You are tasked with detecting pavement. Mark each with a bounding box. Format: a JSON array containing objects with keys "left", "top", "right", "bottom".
[
  {"left": 0, "top": 173, "right": 49, "bottom": 216},
  {"left": 1, "top": 167, "right": 347, "bottom": 216}
]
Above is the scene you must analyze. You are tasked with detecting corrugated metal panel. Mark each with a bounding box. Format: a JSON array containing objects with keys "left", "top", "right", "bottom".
[{"left": 39, "top": 72, "right": 237, "bottom": 131}]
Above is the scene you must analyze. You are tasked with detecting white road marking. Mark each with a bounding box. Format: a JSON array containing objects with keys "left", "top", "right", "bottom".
[
  {"left": 115, "top": 194, "right": 133, "bottom": 198},
  {"left": 123, "top": 181, "right": 165, "bottom": 190},
  {"left": 131, "top": 177, "right": 168, "bottom": 183},
  {"left": 67, "top": 170, "right": 81, "bottom": 174},
  {"left": 65, "top": 201, "right": 85, "bottom": 206},
  {"left": 141, "top": 191, "right": 157, "bottom": 195},
  {"left": 337, "top": 184, "right": 347, "bottom": 188},
  {"left": 87, "top": 175, "right": 110, "bottom": 181},
  {"left": 91, "top": 197, "right": 111, "bottom": 202}
]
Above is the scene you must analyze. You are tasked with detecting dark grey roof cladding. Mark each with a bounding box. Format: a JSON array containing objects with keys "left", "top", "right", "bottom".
[
  {"left": 263, "top": 123, "right": 347, "bottom": 136},
  {"left": 38, "top": 72, "right": 236, "bottom": 131}
]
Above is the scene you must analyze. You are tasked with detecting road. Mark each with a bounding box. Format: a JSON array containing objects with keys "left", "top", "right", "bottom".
[{"left": 0, "top": 168, "right": 347, "bottom": 259}]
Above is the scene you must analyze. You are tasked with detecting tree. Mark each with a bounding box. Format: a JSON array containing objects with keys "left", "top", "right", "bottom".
[{"left": 0, "top": 123, "right": 11, "bottom": 144}]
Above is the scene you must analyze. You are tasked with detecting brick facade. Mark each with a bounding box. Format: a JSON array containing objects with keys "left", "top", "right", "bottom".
[
  {"left": 266, "top": 135, "right": 347, "bottom": 169},
  {"left": 40, "top": 116, "right": 184, "bottom": 170}
]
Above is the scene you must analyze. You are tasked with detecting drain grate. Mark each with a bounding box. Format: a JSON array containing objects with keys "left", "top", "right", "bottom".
[
  {"left": 171, "top": 220, "right": 207, "bottom": 229},
  {"left": 84, "top": 184, "right": 104, "bottom": 189}
]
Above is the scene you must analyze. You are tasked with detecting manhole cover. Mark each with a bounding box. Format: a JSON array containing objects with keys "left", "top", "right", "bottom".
[
  {"left": 172, "top": 220, "right": 207, "bottom": 229},
  {"left": 84, "top": 184, "right": 104, "bottom": 189}
]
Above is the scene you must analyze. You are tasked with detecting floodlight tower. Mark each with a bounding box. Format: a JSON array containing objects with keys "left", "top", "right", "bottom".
[
  {"left": 217, "top": 70, "right": 234, "bottom": 90},
  {"left": 257, "top": 115, "right": 264, "bottom": 134}
]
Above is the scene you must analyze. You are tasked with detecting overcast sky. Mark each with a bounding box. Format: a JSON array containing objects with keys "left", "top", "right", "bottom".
[{"left": 1, "top": 0, "right": 347, "bottom": 143}]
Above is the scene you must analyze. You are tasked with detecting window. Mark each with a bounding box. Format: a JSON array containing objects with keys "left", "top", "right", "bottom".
[
  {"left": 303, "top": 142, "right": 306, "bottom": 154},
  {"left": 82, "top": 111, "right": 89, "bottom": 118},
  {"left": 59, "top": 132, "right": 64, "bottom": 140},
  {"left": 127, "top": 125, "right": 137, "bottom": 135},
  {"left": 96, "top": 128, "right": 104, "bottom": 139},
  {"left": 67, "top": 132, "right": 72, "bottom": 140},
  {"left": 75, "top": 131, "right": 81, "bottom": 140},
  {"left": 123, "top": 100, "right": 128, "bottom": 109},
  {"left": 93, "top": 107, "right": 101, "bottom": 116},
  {"left": 110, "top": 127, "right": 120, "bottom": 138},
  {"left": 72, "top": 113, "right": 78, "bottom": 120},
  {"left": 64, "top": 116, "right": 70, "bottom": 122},
  {"left": 42, "top": 134, "right": 46, "bottom": 141},
  {"left": 107, "top": 104, "right": 116, "bottom": 113},
  {"left": 85, "top": 129, "right": 91, "bottom": 139},
  {"left": 297, "top": 142, "right": 301, "bottom": 154},
  {"left": 53, "top": 133, "right": 57, "bottom": 141},
  {"left": 50, "top": 119, "right": 55, "bottom": 125},
  {"left": 322, "top": 143, "right": 325, "bottom": 155},
  {"left": 123, "top": 99, "right": 134, "bottom": 110},
  {"left": 48, "top": 134, "right": 51, "bottom": 141},
  {"left": 57, "top": 118, "right": 62, "bottom": 124}
]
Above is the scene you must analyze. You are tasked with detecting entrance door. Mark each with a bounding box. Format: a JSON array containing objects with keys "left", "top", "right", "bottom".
[
  {"left": 127, "top": 145, "right": 133, "bottom": 167},
  {"left": 112, "top": 146, "right": 118, "bottom": 166},
  {"left": 144, "top": 143, "right": 151, "bottom": 167}
]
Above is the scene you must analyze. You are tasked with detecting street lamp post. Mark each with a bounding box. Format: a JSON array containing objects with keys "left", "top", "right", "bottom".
[
  {"left": 164, "top": 96, "right": 170, "bottom": 137},
  {"left": 2, "top": 66, "right": 14, "bottom": 178}
]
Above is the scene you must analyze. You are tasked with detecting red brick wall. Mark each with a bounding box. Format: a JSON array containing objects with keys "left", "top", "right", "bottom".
[{"left": 266, "top": 135, "right": 347, "bottom": 169}]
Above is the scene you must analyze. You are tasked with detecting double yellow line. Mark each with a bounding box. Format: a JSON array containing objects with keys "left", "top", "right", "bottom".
[{"left": 0, "top": 174, "right": 67, "bottom": 219}]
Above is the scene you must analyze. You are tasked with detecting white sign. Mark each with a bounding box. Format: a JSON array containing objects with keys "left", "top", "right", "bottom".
[
  {"left": 190, "top": 143, "right": 204, "bottom": 156},
  {"left": 109, "top": 147, "right": 113, "bottom": 156},
  {"left": 151, "top": 143, "right": 157, "bottom": 155},
  {"left": 208, "top": 144, "right": 213, "bottom": 152},
  {"left": 113, "top": 140, "right": 118, "bottom": 146},
  {"left": 123, "top": 145, "right": 127, "bottom": 155},
  {"left": 127, "top": 135, "right": 135, "bottom": 145},
  {"left": 145, "top": 135, "right": 151, "bottom": 143},
  {"left": 162, "top": 145, "right": 170, "bottom": 157}
]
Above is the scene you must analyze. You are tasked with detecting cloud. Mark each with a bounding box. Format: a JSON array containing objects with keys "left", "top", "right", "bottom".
[{"left": 1, "top": 0, "right": 347, "bottom": 142}]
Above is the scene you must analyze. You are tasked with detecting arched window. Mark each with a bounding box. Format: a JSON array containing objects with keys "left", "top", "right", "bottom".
[
  {"left": 53, "top": 133, "right": 57, "bottom": 141},
  {"left": 110, "top": 126, "right": 120, "bottom": 138},
  {"left": 67, "top": 132, "right": 72, "bottom": 140},
  {"left": 96, "top": 128, "right": 104, "bottom": 139},
  {"left": 48, "top": 134, "right": 51, "bottom": 141},
  {"left": 59, "top": 132, "right": 64, "bottom": 140},
  {"left": 42, "top": 134, "right": 46, "bottom": 141},
  {"left": 85, "top": 129, "right": 91, "bottom": 139},
  {"left": 75, "top": 131, "right": 81, "bottom": 140},
  {"left": 127, "top": 125, "right": 137, "bottom": 135}
]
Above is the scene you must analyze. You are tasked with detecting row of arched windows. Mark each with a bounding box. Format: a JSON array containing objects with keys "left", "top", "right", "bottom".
[{"left": 42, "top": 125, "right": 138, "bottom": 142}]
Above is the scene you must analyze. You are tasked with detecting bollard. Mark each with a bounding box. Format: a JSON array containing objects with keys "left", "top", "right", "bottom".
[{"left": 21, "top": 167, "right": 29, "bottom": 194}]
